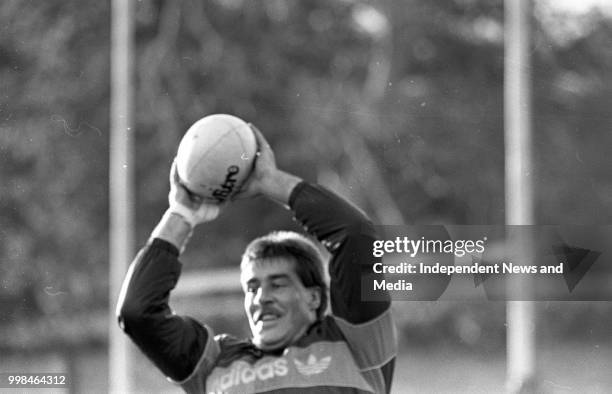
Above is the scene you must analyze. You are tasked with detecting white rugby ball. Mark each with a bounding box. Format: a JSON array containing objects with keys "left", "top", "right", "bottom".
[{"left": 175, "top": 114, "right": 257, "bottom": 203}]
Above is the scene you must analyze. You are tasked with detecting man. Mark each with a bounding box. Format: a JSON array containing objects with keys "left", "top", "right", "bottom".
[{"left": 116, "top": 126, "right": 397, "bottom": 393}]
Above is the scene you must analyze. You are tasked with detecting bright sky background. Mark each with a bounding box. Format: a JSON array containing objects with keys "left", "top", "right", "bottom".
[
  {"left": 545, "top": 0, "right": 612, "bottom": 15},
  {"left": 535, "top": 0, "right": 612, "bottom": 44}
]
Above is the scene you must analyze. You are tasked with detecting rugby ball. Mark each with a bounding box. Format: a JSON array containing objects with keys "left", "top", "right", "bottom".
[{"left": 175, "top": 114, "right": 257, "bottom": 203}]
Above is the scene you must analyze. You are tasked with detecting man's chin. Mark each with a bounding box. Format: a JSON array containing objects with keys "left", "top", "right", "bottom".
[{"left": 253, "top": 332, "right": 287, "bottom": 351}]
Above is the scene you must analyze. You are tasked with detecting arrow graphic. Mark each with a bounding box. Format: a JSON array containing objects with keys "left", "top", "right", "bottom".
[{"left": 551, "top": 233, "right": 601, "bottom": 292}]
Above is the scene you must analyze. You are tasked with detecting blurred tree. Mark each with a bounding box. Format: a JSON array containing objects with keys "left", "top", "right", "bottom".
[
  {"left": 1, "top": 0, "right": 110, "bottom": 323},
  {"left": 1, "top": 0, "right": 612, "bottom": 349},
  {"left": 531, "top": 8, "right": 612, "bottom": 223}
]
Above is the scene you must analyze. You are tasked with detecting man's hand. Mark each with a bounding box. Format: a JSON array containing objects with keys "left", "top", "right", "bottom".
[
  {"left": 150, "top": 161, "right": 223, "bottom": 252},
  {"left": 168, "top": 160, "right": 221, "bottom": 227},
  {"left": 236, "top": 124, "right": 301, "bottom": 206}
]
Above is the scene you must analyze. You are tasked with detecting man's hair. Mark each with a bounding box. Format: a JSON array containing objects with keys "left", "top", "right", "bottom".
[{"left": 241, "top": 231, "right": 328, "bottom": 320}]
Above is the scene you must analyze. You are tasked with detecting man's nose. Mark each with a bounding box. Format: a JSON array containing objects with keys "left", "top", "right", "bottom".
[{"left": 253, "top": 285, "right": 273, "bottom": 304}]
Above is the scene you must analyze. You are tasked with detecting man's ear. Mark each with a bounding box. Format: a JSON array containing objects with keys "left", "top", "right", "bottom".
[{"left": 307, "top": 287, "right": 321, "bottom": 311}]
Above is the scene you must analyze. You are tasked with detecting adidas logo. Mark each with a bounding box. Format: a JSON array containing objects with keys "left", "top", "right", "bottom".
[
  {"left": 211, "top": 359, "right": 288, "bottom": 391},
  {"left": 293, "top": 354, "right": 332, "bottom": 376}
]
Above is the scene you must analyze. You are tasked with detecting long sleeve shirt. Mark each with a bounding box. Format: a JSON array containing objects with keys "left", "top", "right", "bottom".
[{"left": 117, "top": 182, "right": 397, "bottom": 393}]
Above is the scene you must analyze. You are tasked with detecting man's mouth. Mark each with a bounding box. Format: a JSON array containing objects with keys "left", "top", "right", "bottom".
[{"left": 254, "top": 311, "right": 281, "bottom": 323}]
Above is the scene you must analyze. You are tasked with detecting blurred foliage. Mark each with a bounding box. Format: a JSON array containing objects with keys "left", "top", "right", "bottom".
[{"left": 1, "top": 0, "right": 612, "bottom": 349}]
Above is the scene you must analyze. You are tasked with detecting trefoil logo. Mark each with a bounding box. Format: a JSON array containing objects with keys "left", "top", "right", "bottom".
[{"left": 293, "top": 354, "right": 332, "bottom": 376}]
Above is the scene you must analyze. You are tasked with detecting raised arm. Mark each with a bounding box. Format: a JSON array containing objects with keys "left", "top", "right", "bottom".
[
  {"left": 242, "top": 126, "right": 390, "bottom": 324},
  {"left": 288, "top": 182, "right": 390, "bottom": 323},
  {"left": 115, "top": 162, "right": 222, "bottom": 382}
]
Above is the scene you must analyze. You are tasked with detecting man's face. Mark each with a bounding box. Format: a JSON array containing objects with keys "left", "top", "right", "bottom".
[{"left": 241, "top": 258, "right": 319, "bottom": 351}]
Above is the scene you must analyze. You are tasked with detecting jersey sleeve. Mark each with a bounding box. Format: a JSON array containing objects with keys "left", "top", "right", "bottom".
[
  {"left": 290, "top": 183, "right": 397, "bottom": 393},
  {"left": 289, "top": 182, "right": 391, "bottom": 323},
  {"left": 115, "top": 238, "right": 216, "bottom": 381}
]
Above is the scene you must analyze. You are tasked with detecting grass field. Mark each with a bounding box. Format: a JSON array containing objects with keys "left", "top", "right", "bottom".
[{"left": 392, "top": 342, "right": 611, "bottom": 393}]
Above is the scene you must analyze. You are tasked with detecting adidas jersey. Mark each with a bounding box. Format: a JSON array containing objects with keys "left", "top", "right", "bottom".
[
  {"left": 180, "top": 310, "right": 395, "bottom": 393},
  {"left": 117, "top": 182, "right": 397, "bottom": 393}
]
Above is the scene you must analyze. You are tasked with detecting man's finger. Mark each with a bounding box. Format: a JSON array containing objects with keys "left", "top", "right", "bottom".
[
  {"left": 170, "top": 159, "right": 180, "bottom": 185},
  {"left": 249, "top": 124, "right": 271, "bottom": 152}
]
